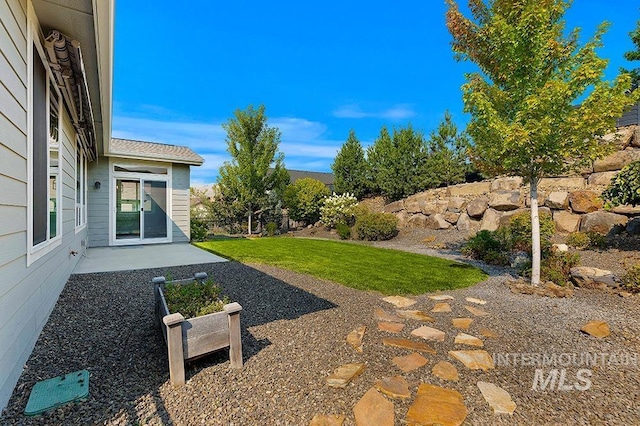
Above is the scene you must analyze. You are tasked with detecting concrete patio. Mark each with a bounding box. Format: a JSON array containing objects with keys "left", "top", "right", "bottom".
[{"left": 72, "top": 243, "right": 227, "bottom": 274}]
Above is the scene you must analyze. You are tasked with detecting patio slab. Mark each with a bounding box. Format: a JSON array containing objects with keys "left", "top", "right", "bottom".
[{"left": 72, "top": 243, "right": 227, "bottom": 274}]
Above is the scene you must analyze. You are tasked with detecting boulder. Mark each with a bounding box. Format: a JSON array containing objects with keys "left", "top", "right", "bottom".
[
  {"left": 545, "top": 191, "right": 569, "bottom": 210},
  {"left": 467, "top": 197, "right": 489, "bottom": 218},
  {"left": 600, "top": 127, "right": 635, "bottom": 148},
  {"left": 499, "top": 207, "right": 551, "bottom": 228},
  {"left": 587, "top": 171, "right": 618, "bottom": 187},
  {"left": 426, "top": 214, "right": 451, "bottom": 230},
  {"left": 488, "top": 191, "right": 523, "bottom": 211},
  {"left": 553, "top": 211, "right": 581, "bottom": 233},
  {"left": 447, "top": 197, "right": 467, "bottom": 213},
  {"left": 395, "top": 211, "right": 410, "bottom": 227},
  {"left": 384, "top": 200, "right": 404, "bottom": 213},
  {"left": 405, "top": 200, "right": 424, "bottom": 214},
  {"left": 610, "top": 205, "right": 640, "bottom": 215},
  {"left": 407, "top": 214, "right": 428, "bottom": 228},
  {"left": 569, "top": 190, "right": 603, "bottom": 213},
  {"left": 443, "top": 211, "right": 461, "bottom": 224},
  {"left": 580, "top": 211, "right": 628, "bottom": 234},
  {"left": 480, "top": 208, "right": 502, "bottom": 231},
  {"left": 593, "top": 149, "right": 640, "bottom": 172},
  {"left": 490, "top": 176, "right": 523, "bottom": 192},
  {"left": 627, "top": 217, "right": 640, "bottom": 235},
  {"left": 631, "top": 127, "right": 640, "bottom": 148},
  {"left": 422, "top": 200, "right": 449, "bottom": 216},
  {"left": 552, "top": 244, "right": 569, "bottom": 252},
  {"left": 570, "top": 266, "right": 617, "bottom": 289},
  {"left": 539, "top": 177, "right": 585, "bottom": 191},
  {"left": 456, "top": 213, "right": 481, "bottom": 233},
  {"left": 447, "top": 181, "right": 491, "bottom": 197}
]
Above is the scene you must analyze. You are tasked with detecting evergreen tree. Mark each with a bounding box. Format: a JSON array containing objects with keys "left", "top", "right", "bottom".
[
  {"left": 622, "top": 19, "right": 640, "bottom": 90},
  {"left": 331, "top": 130, "right": 370, "bottom": 199},
  {"left": 424, "top": 111, "right": 471, "bottom": 188}
]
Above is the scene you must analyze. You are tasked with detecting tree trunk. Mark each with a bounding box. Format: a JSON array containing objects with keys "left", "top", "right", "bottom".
[
  {"left": 247, "top": 210, "right": 252, "bottom": 235},
  {"left": 530, "top": 178, "right": 541, "bottom": 286}
]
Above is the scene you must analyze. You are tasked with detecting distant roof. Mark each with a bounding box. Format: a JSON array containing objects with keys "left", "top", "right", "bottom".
[
  {"left": 287, "top": 169, "right": 334, "bottom": 186},
  {"left": 109, "top": 138, "right": 204, "bottom": 165}
]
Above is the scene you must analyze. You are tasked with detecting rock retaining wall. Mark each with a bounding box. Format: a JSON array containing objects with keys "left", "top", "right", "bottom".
[{"left": 383, "top": 126, "right": 640, "bottom": 236}]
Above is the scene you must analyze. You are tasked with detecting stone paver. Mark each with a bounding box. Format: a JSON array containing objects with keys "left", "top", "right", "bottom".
[
  {"left": 464, "top": 305, "right": 490, "bottom": 317},
  {"left": 406, "top": 383, "right": 468, "bottom": 426},
  {"left": 309, "top": 414, "right": 346, "bottom": 425},
  {"left": 454, "top": 332, "right": 484, "bottom": 347},
  {"left": 431, "top": 361, "right": 459, "bottom": 381},
  {"left": 580, "top": 320, "right": 610, "bottom": 338},
  {"left": 353, "top": 388, "right": 394, "bottom": 426},
  {"left": 452, "top": 318, "right": 473, "bottom": 329},
  {"left": 411, "top": 326, "right": 446, "bottom": 342},
  {"left": 429, "top": 294, "right": 454, "bottom": 301},
  {"left": 326, "top": 363, "right": 366, "bottom": 388},
  {"left": 383, "top": 338, "right": 436, "bottom": 354},
  {"left": 347, "top": 326, "right": 366, "bottom": 353},
  {"left": 374, "top": 307, "right": 404, "bottom": 323},
  {"left": 465, "top": 297, "right": 487, "bottom": 305},
  {"left": 449, "top": 350, "right": 495, "bottom": 370},
  {"left": 392, "top": 352, "right": 429, "bottom": 372},
  {"left": 382, "top": 296, "right": 417, "bottom": 308},
  {"left": 396, "top": 310, "right": 435, "bottom": 322},
  {"left": 479, "top": 327, "right": 499, "bottom": 338},
  {"left": 378, "top": 322, "right": 405, "bottom": 333},
  {"left": 477, "top": 381, "right": 517, "bottom": 415},
  {"left": 374, "top": 376, "right": 411, "bottom": 399},
  {"left": 431, "top": 303, "right": 452, "bottom": 313}
]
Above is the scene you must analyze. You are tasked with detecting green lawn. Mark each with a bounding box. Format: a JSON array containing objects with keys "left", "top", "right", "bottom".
[{"left": 195, "top": 237, "right": 488, "bottom": 295}]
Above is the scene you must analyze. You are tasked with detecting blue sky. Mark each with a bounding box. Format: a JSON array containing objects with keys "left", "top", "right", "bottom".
[{"left": 112, "top": 1, "right": 639, "bottom": 185}]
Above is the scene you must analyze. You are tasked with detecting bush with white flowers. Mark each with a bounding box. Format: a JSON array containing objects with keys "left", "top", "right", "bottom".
[{"left": 320, "top": 193, "right": 358, "bottom": 228}]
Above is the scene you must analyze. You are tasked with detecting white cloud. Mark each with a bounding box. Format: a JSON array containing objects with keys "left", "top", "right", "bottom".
[{"left": 333, "top": 103, "right": 416, "bottom": 120}]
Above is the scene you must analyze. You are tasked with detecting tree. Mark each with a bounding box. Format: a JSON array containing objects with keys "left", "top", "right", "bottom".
[
  {"left": 602, "top": 161, "right": 640, "bottom": 207},
  {"left": 424, "top": 111, "right": 471, "bottom": 188},
  {"left": 446, "top": 0, "right": 638, "bottom": 285},
  {"left": 218, "top": 105, "right": 289, "bottom": 234},
  {"left": 283, "top": 178, "right": 330, "bottom": 225},
  {"left": 367, "top": 124, "right": 429, "bottom": 201},
  {"left": 622, "top": 19, "right": 640, "bottom": 90},
  {"left": 332, "top": 130, "right": 370, "bottom": 199}
]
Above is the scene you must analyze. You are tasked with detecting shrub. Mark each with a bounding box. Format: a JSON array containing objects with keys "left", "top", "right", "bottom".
[
  {"left": 320, "top": 193, "right": 359, "bottom": 228},
  {"left": 283, "top": 178, "right": 330, "bottom": 225},
  {"left": 505, "top": 210, "right": 555, "bottom": 255},
  {"left": 336, "top": 222, "right": 352, "bottom": 240},
  {"left": 621, "top": 264, "right": 640, "bottom": 293},
  {"left": 567, "top": 231, "right": 590, "bottom": 249},
  {"left": 164, "top": 280, "right": 230, "bottom": 319},
  {"left": 190, "top": 218, "right": 209, "bottom": 242},
  {"left": 354, "top": 212, "right": 398, "bottom": 241},
  {"left": 602, "top": 161, "right": 640, "bottom": 207},
  {"left": 541, "top": 252, "right": 580, "bottom": 286},
  {"left": 265, "top": 222, "right": 278, "bottom": 237},
  {"left": 586, "top": 231, "right": 607, "bottom": 249},
  {"left": 461, "top": 230, "right": 510, "bottom": 265}
]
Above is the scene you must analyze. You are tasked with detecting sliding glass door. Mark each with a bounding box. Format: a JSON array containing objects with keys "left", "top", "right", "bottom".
[{"left": 114, "top": 177, "right": 169, "bottom": 244}]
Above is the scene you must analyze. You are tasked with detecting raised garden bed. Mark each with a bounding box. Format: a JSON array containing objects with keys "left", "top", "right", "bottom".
[{"left": 153, "top": 273, "right": 242, "bottom": 385}]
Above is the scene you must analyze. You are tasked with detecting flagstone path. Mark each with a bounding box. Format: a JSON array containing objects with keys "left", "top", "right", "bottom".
[{"left": 315, "top": 293, "right": 612, "bottom": 425}]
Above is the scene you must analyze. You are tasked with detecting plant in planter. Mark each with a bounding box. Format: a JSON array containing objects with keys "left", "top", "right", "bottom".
[{"left": 153, "top": 273, "right": 243, "bottom": 386}]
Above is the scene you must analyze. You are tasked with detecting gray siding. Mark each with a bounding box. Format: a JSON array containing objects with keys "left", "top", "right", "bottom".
[
  {"left": 87, "top": 156, "right": 110, "bottom": 247},
  {"left": 617, "top": 102, "right": 639, "bottom": 127},
  {"left": 172, "top": 164, "right": 190, "bottom": 242},
  {"left": 0, "top": 1, "right": 87, "bottom": 410}
]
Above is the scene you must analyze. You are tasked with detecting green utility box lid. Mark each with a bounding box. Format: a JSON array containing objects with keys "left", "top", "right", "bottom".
[{"left": 24, "top": 370, "right": 89, "bottom": 416}]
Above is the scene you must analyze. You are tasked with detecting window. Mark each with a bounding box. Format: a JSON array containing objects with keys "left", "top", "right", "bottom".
[
  {"left": 76, "top": 141, "right": 87, "bottom": 229},
  {"left": 29, "top": 27, "right": 62, "bottom": 260}
]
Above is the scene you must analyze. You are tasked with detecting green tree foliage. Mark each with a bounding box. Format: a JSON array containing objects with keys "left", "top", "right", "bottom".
[
  {"left": 367, "top": 125, "right": 429, "bottom": 201},
  {"left": 446, "top": 0, "right": 638, "bottom": 285},
  {"left": 622, "top": 19, "right": 640, "bottom": 90},
  {"left": 332, "top": 130, "right": 371, "bottom": 199},
  {"left": 283, "top": 178, "right": 330, "bottom": 225},
  {"left": 602, "top": 161, "right": 640, "bottom": 206},
  {"left": 217, "top": 105, "right": 289, "bottom": 234},
  {"left": 424, "top": 111, "right": 471, "bottom": 187}
]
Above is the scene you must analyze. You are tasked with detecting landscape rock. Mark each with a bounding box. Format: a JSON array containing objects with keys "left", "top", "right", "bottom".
[
  {"left": 456, "top": 213, "right": 480, "bottom": 233},
  {"left": 411, "top": 326, "right": 446, "bottom": 342},
  {"left": 488, "top": 191, "right": 522, "bottom": 211},
  {"left": 508, "top": 279, "right": 574, "bottom": 297},
  {"left": 425, "top": 214, "right": 451, "bottom": 230},
  {"left": 396, "top": 310, "right": 435, "bottom": 322},
  {"left": 554, "top": 211, "right": 581, "bottom": 234},
  {"left": 464, "top": 305, "right": 490, "bottom": 317},
  {"left": 382, "top": 338, "right": 436, "bottom": 354},
  {"left": 347, "top": 326, "right": 366, "bottom": 353},
  {"left": 593, "top": 149, "right": 640, "bottom": 172},
  {"left": 447, "top": 181, "right": 491, "bottom": 197},
  {"left": 406, "top": 384, "right": 468, "bottom": 426},
  {"left": 491, "top": 176, "right": 523, "bottom": 192},
  {"left": 449, "top": 350, "right": 495, "bottom": 370},
  {"left": 627, "top": 218, "right": 640, "bottom": 235},
  {"left": 406, "top": 214, "right": 429, "bottom": 228},
  {"left": 382, "top": 296, "right": 416, "bottom": 308},
  {"left": 570, "top": 266, "right": 616, "bottom": 289},
  {"left": 353, "top": 388, "right": 394, "bottom": 426},
  {"left": 600, "top": 127, "right": 635, "bottom": 148},
  {"left": 374, "top": 376, "right": 411, "bottom": 399},
  {"left": 326, "top": 363, "right": 366, "bottom": 388},
  {"left": 480, "top": 208, "right": 503, "bottom": 231},
  {"left": 447, "top": 197, "right": 466, "bottom": 212},
  {"left": 429, "top": 294, "right": 454, "bottom": 301},
  {"left": 309, "top": 414, "right": 346, "bottom": 426},
  {"left": 569, "top": 190, "right": 603, "bottom": 213},
  {"left": 383, "top": 200, "right": 404, "bottom": 213},
  {"left": 580, "top": 211, "right": 627, "bottom": 234},
  {"left": 551, "top": 244, "right": 569, "bottom": 252},
  {"left": 392, "top": 352, "right": 429, "bottom": 372},
  {"left": 454, "top": 332, "right": 484, "bottom": 347},
  {"left": 477, "top": 381, "right": 517, "bottom": 415},
  {"left": 539, "top": 177, "right": 585, "bottom": 191},
  {"left": 580, "top": 320, "right": 611, "bottom": 338},
  {"left": 378, "top": 322, "right": 405, "bottom": 333},
  {"left": 395, "top": 211, "right": 410, "bottom": 227},
  {"left": 431, "top": 302, "right": 452, "bottom": 313},
  {"left": 479, "top": 328, "right": 499, "bottom": 338},
  {"left": 610, "top": 205, "right": 640, "bottom": 215},
  {"left": 465, "top": 297, "right": 487, "bottom": 305},
  {"left": 405, "top": 201, "right": 424, "bottom": 214},
  {"left": 545, "top": 191, "right": 569, "bottom": 209},
  {"left": 466, "top": 197, "right": 489, "bottom": 218},
  {"left": 431, "top": 361, "right": 459, "bottom": 381},
  {"left": 452, "top": 318, "right": 473, "bottom": 329},
  {"left": 374, "top": 307, "right": 404, "bottom": 323},
  {"left": 443, "top": 211, "right": 461, "bottom": 224},
  {"left": 422, "top": 200, "right": 449, "bottom": 216},
  {"left": 587, "top": 171, "right": 618, "bottom": 187}
]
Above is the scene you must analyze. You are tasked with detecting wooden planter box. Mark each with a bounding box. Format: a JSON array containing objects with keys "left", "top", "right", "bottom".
[{"left": 153, "top": 273, "right": 243, "bottom": 386}]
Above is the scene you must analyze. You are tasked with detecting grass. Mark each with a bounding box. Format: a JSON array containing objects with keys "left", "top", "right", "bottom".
[{"left": 195, "top": 237, "right": 488, "bottom": 295}]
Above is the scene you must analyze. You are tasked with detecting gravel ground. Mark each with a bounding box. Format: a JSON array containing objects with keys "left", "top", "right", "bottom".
[{"left": 1, "top": 232, "right": 639, "bottom": 425}]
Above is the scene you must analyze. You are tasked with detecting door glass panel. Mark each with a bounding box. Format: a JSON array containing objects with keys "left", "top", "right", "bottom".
[
  {"left": 116, "top": 179, "right": 140, "bottom": 239},
  {"left": 143, "top": 180, "right": 167, "bottom": 239}
]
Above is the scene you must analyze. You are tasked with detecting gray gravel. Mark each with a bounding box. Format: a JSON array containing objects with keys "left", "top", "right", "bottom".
[{"left": 1, "top": 235, "right": 639, "bottom": 425}]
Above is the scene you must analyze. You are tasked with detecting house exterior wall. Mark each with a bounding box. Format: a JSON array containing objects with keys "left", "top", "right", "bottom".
[
  {"left": 0, "top": 0, "right": 87, "bottom": 409},
  {"left": 87, "top": 156, "right": 110, "bottom": 247},
  {"left": 172, "top": 164, "right": 190, "bottom": 243}
]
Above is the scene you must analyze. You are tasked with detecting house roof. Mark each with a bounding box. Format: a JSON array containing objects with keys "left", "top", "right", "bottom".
[
  {"left": 287, "top": 169, "right": 335, "bottom": 186},
  {"left": 109, "top": 138, "right": 204, "bottom": 165}
]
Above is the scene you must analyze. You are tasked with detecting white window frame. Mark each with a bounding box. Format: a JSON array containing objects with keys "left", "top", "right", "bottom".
[
  {"left": 27, "top": 4, "right": 62, "bottom": 266},
  {"left": 75, "top": 138, "right": 87, "bottom": 231}
]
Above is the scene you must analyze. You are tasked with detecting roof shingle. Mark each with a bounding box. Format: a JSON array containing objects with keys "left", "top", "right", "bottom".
[{"left": 109, "top": 138, "right": 204, "bottom": 165}]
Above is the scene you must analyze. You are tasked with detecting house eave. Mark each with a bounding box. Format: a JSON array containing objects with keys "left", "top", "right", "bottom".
[{"left": 105, "top": 151, "right": 204, "bottom": 166}]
